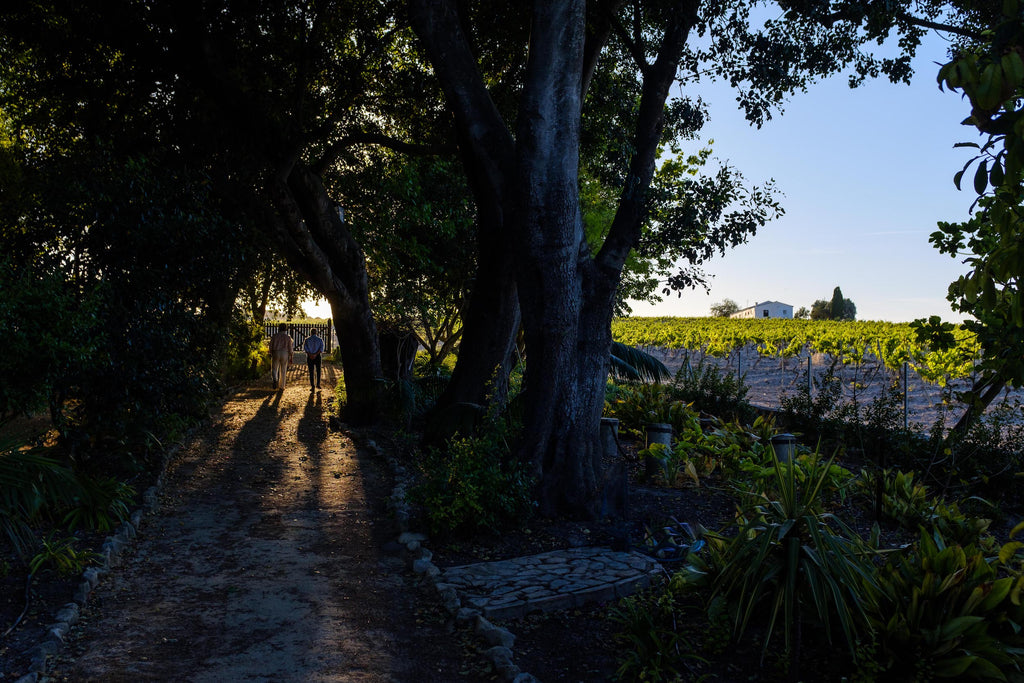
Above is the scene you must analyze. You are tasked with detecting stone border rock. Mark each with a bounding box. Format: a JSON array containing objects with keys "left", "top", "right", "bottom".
[
  {"left": 13, "top": 434, "right": 190, "bottom": 683},
  {"left": 367, "top": 437, "right": 540, "bottom": 683}
]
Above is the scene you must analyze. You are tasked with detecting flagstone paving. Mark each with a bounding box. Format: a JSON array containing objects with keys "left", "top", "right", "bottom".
[{"left": 438, "top": 546, "right": 662, "bottom": 620}]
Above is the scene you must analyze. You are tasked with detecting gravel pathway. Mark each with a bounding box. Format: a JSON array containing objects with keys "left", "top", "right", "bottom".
[{"left": 48, "top": 363, "right": 461, "bottom": 682}]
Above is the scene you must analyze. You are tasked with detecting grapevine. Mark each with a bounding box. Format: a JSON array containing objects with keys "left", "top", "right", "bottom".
[{"left": 611, "top": 317, "right": 980, "bottom": 385}]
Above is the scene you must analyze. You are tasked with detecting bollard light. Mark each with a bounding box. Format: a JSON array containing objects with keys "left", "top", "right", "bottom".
[{"left": 770, "top": 433, "right": 798, "bottom": 464}]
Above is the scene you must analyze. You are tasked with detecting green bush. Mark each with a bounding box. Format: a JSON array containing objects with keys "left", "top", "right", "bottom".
[
  {"left": 221, "top": 316, "right": 270, "bottom": 381},
  {"left": 738, "top": 448, "right": 856, "bottom": 509},
  {"left": 670, "top": 354, "right": 753, "bottom": 422},
  {"left": 61, "top": 472, "right": 135, "bottom": 533},
  {"left": 0, "top": 441, "right": 76, "bottom": 558},
  {"left": 409, "top": 412, "right": 535, "bottom": 537},
  {"left": 680, "top": 449, "right": 879, "bottom": 676},
  {"left": 859, "top": 469, "right": 992, "bottom": 548},
  {"left": 859, "top": 529, "right": 1024, "bottom": 680},
  {"left": 29, "top": 533, "right": 97, "bottom": 577},
  {"left": 604, "top": 383, "right": 683, "bottom": 438},
  {"left": 609, "top": 586, "right": 707, "bottom": 682}
]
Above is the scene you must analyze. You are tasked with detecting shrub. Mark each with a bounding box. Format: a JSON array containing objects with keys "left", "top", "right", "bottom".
[
  {"left": 221, "top": 316, "right": 269, "bottom": 381},
  {"left": 683, "top": 449, "right": 879, "bottom": 677},
  {"left": 858, "top": 469, "right": 992, "bottom": 547},
  {"left": 739, "top": 449, "right": 856, "bottom": 509},
  {"left": 604, "top": 383, "right": 683, "bottom": 438},
  {"left": 670, "top": 355, "right": 753, "bottom": 422},
  {"left": 859, "top": 529, "right": 1024, "bottom": 680},
  {"left": 409, "top": 410, "right": 535, "bottom": 537},
  {"left": 29, "top": 533, "right": 98, "bottom": 577},
  {"left": 61, "top": 472, "right": 135, "bottom": 533},
  {"left": 609, "top": 585, "right": 707, "bottom": 682},
  {"left": 0, "top": 441, "right": 76, "bottom": 558},
  {"left": 779, "top": 366, "right": 853, "bottom": 436}
]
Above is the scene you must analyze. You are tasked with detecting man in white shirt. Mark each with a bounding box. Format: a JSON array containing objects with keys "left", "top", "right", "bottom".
[
  {"left": 268, "top": 324, "right": 293, "bottom": 390},
  {"left": 303, "top": 329, "right": 325, "bottom": 390}
]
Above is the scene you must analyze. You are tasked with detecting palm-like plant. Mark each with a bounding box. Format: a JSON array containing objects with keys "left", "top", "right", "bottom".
[
  {"left": 706, "top": 448, "right": 879, "bottom": 677},
  {"left": 0, "top": 436, "right": 76, "bottom": 558},
  {"left": 610, "top": 341, "right": 671, "bottom": 383}
]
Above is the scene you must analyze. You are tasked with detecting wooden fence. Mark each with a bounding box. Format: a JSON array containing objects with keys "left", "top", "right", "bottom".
[{"left": 264, "top": 321, "right": 334, "bottom": 353}]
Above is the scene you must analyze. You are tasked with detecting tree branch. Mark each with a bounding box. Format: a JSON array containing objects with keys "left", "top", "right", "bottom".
[
  {"left": 311, "top": 132, "right": 454, "bottom": 174},
  {"left": 581, "top": 0, "right": 627, "bottom": 99},
  {"left": 895, "top": 12, "right": 984, "bottom": 41},
  {"left": 817, "top": 8, "right": 984, "bottom": 42},
  {"left": 606, "top": 8, "right": 650, "bottom": 77},
  {"left": 597, "top": 0, "right": 698, "bottom": 275}
]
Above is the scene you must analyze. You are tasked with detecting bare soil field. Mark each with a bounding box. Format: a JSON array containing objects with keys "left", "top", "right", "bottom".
[{"left": 651, "top": 344, "right": 1024, "bottom": 429}]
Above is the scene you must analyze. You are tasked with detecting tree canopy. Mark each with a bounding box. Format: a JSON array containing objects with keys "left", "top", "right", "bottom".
[
  {"left": 711, "top": 299, "right": 741, "bottom": 317},
  {"left": 920, "top": 0, "right": 1024, "bottom": 435},
  {"left": 0, "top": 0, "right": 1001, "bottom": 517}
]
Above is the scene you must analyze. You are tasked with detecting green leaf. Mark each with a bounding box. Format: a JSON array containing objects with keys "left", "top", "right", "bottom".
[
  {"left": 938, "top": 615, "right": 986, "bottom": 641},
  {"left": 990, "top": 162, "right": 1005, "bottom": 188},
  {"left": 931, "top": 655, "right": 978, "bottom": 678},
  {"left": 974, "top": 160, "right": 990, "bottom": 195},
  {"left": 999, "top": 541, "right": 1024, "bottom": 564}
]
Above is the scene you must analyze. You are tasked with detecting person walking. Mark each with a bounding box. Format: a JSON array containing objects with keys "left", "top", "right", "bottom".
[
  {"left": 303, "top": 328, "right": 325, "bottom": 390},
  {"left": 269, "top": 324, "right": 294, "bottom": 390}
]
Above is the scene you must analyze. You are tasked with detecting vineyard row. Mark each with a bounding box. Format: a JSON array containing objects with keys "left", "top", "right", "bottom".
[{"left": 611, "top": 317, "right": 980, "bottom": 384}]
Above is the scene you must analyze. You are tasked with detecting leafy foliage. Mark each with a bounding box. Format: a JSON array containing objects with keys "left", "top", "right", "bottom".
[
  {"left": 612, "top": 317, "right": 978, "bottom": 383},
  {"left": 29, "top": 533, "right": 98, "bottom": 577},
  {"left": 709, "top": 298, "right": 740, "bottom": 317},
  {"left": 609, "top": 342, "right": 672, "bottom": 384},
  {"left": 409, "top": 407, "right": 535, "bottom": 537},
  {"left": 685, "top": 449, "right": 879, "bottom": 671},
  {"left": 609, "top": 586, "right": 708, "bottom": 682},
  {"left": 0, "top": 441, "right": 76, "bottom": 558},
  {"left": 927, "top": 0, "right": 1024, "bottom": 435},
  {"left": 860, "top": 529, "right": 1024, "bottom": 681}
]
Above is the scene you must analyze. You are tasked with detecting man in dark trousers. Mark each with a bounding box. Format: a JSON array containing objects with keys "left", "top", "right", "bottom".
[{"left": 303, "top": 329, "right": 325, "bottom": 390}]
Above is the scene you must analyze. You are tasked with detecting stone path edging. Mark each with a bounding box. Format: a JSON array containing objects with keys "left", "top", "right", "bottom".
[
  {"left": 372, "top": 437, "right": 539, "bottom": 683},
  {"left": 13, "top": 429, "right": 192, "bottom": 683}
]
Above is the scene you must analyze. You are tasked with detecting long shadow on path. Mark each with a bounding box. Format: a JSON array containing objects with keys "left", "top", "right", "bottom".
[{"left": 54, "top": 366, "right": 462, "bottom": 682}]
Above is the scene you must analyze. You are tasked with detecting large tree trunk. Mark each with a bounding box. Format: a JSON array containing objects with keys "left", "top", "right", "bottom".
[
  {"left": 410, "top": 1, "right": 521, "bottom": 414},
  {"left": 268, "top": 160, "right": 383, "bottom": 424},
  {"left": 436, "top": 233, "right": 520, "bottom": 409},
  {"left": 435, "top": 152, "right": 520, "bottom": 410},
  {"left": 410, "top": 0, "right": 697, "bottom": 517},
  {"left": 513, "top": 0, "right": 601, "bottom": 517}
]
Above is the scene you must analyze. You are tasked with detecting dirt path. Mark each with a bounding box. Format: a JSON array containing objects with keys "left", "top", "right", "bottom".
[{"left": 49, "top": 362, "right": 462, "bottom": 682}]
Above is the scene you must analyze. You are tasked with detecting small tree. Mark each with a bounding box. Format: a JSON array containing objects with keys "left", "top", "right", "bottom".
[
  {"left": 794, "top": 306, "right": 810, "bottom": 319},
  {"left": 842, "top": 299, "right": 857, "bottom": 321},
  {"left": 810, "top": 288, "right": 857, "bottom": 320},
  {"left": 710, "top": 298, "right": 740, "bottom": 317},
  {"left": 810, "top": 299, "right": 831, "bottom": 320},
  {"left": 830, "top": 286, "right": 847, "bottom": 319}
]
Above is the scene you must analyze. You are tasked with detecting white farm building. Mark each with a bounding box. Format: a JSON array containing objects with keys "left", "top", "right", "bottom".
[{"left": 730, "top": 301, "right": 794, "bottom": 319}]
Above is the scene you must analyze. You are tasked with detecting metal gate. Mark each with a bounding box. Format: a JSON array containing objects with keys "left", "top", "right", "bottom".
[{"left": 264, "top": 321, "right": 334, "bottom": 353}]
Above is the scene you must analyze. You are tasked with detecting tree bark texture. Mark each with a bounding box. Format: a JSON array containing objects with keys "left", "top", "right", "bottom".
[
  {"left": 174, "top": 10, "right": 386, "bottom": 425},
  {"left": 268, "top": 160, "right": 383, "bottom": 424},
  {"left": 410, "top": 0, "right": 521, "bottom": 412},
  {"left": 410, "top": 0, "right": 697, "bottom": 517}
]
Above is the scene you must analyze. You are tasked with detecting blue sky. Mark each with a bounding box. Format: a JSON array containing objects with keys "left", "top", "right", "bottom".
[{"left": 631, "top": 33, "right": 980, "bottom": 323}]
